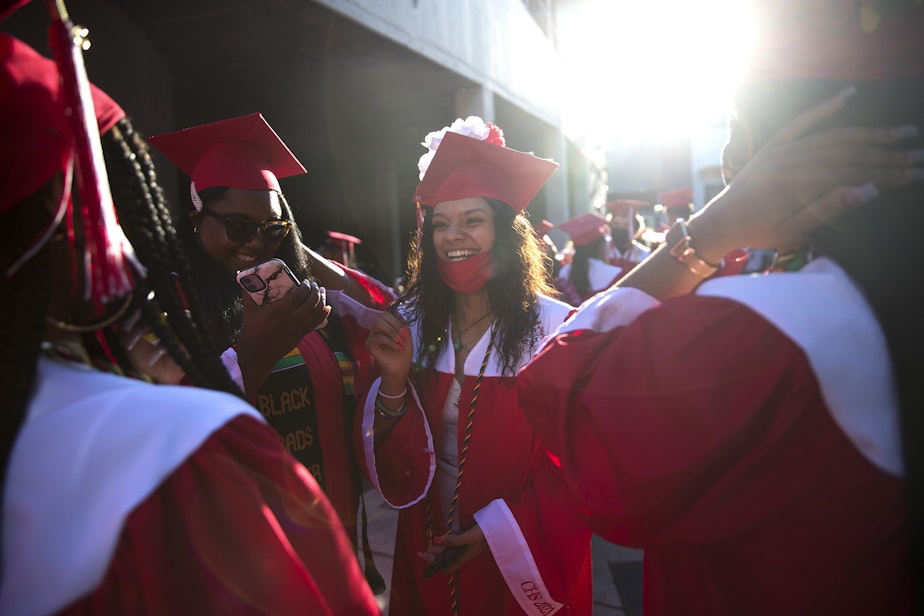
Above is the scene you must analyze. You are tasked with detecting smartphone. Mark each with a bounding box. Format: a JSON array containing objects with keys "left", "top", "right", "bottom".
[
  {"left": 422, "top": 544, "right": 468, "bottom": 579},
  {"left": 236, "top": 258, "right": 300, "bottom": 306}
]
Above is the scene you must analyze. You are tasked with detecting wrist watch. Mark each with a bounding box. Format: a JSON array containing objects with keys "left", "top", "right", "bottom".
[{"left": 666, "top": 219, "right": 720, "bottom": 278}]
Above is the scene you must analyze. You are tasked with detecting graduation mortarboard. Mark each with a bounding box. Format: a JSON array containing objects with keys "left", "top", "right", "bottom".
[
  {"left": 413, "top": 131, "right": 558, "bottom": 213},
  {"left": 1, "top": 32, "right": 129, "bottom": 295},
  {"left": 556, "top": 212, "right": 610, "bottom": 246},
  {"left": 657, "top": 187, "right": 693, "bottom": 208},
  {"left": 327, "top": 230, "right": 362, "bottom": 247},
  {"left": 1, "top": 33, "right": 124, "bottom": 214},
  {"left": 325, "top": 230, "right": 361, "bottom": 266},
  {"left": 147, "top": 113, "right": 306, "bottom": 194}
]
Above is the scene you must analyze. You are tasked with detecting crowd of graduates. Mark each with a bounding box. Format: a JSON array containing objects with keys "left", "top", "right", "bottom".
[{"left": 3, "top": 0, "right": 924, "bottom": 615}]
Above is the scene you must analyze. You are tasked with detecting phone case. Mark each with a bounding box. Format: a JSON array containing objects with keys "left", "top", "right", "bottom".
[{"left": 236, "top": 258, "right": 299, "bottom": 306}]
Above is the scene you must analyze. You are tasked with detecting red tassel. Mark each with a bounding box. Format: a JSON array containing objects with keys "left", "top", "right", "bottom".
[{"left": 45, "top": 0, "right": 138, "bottom": 305}]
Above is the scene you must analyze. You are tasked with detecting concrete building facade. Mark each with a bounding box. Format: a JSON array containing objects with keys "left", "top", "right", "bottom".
[{"left": 6, "top": 0, "right": 604, "bottom": 285}]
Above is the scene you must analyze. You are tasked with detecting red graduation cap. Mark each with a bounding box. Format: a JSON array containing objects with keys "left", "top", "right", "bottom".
[
  {"left": 413, "top": 131, "right": 558, "bottom": 213},
  {"left": 147, "top": 113, "right": 306, "bottom": 193},
  {"left": 327, "top": 231, "right": 363, "bottom": 265},
  {"left": 556, "top": 212, "right": 609, "bottom": 247},
  {"left": 1, "top": 33, "right": 123, "bottom": 214},
  {"left": 657, "top": 187, "right": 693, "bottom": 208},
  {"left": 325, "top": 230, "right": 361, "bottom": 266},
  {"left": 1, "top": 32, "right": 127, "bottom": 291},
  {"left": 327, "top": 230, "right": 362, "bottom": 246}
]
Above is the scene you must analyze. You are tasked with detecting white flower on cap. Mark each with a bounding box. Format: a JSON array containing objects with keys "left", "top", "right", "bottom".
[{"left": 417, "top": 115, "right": 494, "bottom": 180}]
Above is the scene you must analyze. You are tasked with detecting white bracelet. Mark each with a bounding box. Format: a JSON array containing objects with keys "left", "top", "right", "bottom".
[{"left": 377, "top": 387, "right": 407, "bottom": 400}]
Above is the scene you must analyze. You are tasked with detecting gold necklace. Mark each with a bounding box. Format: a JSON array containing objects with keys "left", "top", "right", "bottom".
[
  {"left": 451, "top": 311, "right": 492, "bottom": 353},
  {"left": 46, "top": 293, "right": 134, "bottom": 333}
]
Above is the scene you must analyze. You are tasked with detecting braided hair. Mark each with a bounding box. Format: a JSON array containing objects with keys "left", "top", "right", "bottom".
[
  {"left": 91, "top": 118, "right": 244, "bottom": 394},
  {"left": 0, "top": 117, "right": 245, "bottom": 539}
]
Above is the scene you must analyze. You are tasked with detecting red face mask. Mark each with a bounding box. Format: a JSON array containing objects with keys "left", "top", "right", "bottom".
[{"left": 436, "top": 250, "right": 494, "bottom": 293}]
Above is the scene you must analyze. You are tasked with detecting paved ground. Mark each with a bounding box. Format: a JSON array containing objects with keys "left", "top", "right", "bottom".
[{"left": 360, "top": 480, "right": 643, "bottom": 615}]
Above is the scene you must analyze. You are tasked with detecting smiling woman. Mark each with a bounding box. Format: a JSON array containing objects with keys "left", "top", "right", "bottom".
[
  {"left": 147, "top": 113, "right": 396, "bottom": 595},
  {"left": 355, "top": 116, "right": 589, "bottom": 616},
  {"left": 556, "top": 0, "right": 754, "bottom": 143}
]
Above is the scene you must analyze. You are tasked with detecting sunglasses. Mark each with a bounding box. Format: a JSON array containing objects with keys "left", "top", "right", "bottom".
[{"left": 200, "top": 208, "right": 293, "bottom": 244}]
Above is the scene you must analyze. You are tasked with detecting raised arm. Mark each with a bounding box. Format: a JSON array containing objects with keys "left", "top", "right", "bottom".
[{"left": 617, "top": 87, "right": 921, "bottom": 301}]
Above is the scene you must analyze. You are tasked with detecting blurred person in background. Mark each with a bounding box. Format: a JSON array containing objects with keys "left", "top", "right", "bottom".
[{"left": 554, "top": 212, "right": 623, "bottom": 306}]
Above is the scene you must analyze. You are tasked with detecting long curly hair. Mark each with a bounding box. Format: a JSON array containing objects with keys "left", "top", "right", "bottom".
[
  {"left": 729, "top": 76, "right": 924, "bottom": 604},
  {"left": 399, "top": 198, "right": 555, "bottom": 377},
  {"left": 173, "top": 186, "right": 312, "bottom": 353}
]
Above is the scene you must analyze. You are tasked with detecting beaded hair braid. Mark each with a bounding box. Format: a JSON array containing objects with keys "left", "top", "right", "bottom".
[
  {"left": 95, "top": 118, "right": 242, "bottom": 393},
  {"left": 0, "top": 116, "right": 247, "bottom": 573}
]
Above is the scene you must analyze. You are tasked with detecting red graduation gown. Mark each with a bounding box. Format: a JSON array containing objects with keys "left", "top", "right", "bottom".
[
  {"left": 61, "top": 416, "right": 380, "bottom": 615},
  {"left": 519, "top": 258, "right": 911, "bottom": 615},
  {"left": 223, "top": 267, "right": 394, "bottom": 547},
  {"left": 5, "top": 359, "right": 379, "bottom": 616},
  {"left": 353, "top": 295, "right": 593, "bottom": 616}
]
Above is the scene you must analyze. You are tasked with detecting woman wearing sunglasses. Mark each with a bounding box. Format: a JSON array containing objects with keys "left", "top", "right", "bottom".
[{"left": 149, "top": 113, "right": 394, "bottom": 592}]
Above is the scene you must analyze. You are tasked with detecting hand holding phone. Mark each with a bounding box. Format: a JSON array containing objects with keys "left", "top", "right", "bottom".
[
  {"left": 236, "top": 258, "right": 299, "bottom": 306},
  {"left": 422, "top": 544, "right": 469, "bottom": 579}
]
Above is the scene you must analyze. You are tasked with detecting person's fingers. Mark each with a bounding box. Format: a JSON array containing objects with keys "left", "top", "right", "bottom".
[
  {"left": 240, "top": 288, "right": 258, "bottom": 308},
  {"left": 788, "top": 144, "right": 924, "bottom": 174},
  {"left": 767, "top": 86, "right": 856, "bottom": 144},
  {"left": 417, "top": 545, "right": 441, "bottom": 566},
  {"left": 779, "top": 183, "right": 881, "bottom": 239},
  {"left": 798, "top": 166, "right": 924, "bottom": 199},
  {"left": 789, "top": 124, "right": 920, "bottom": 151},
  {"left": 366, "top": 329, "right": 402, "bottom": 354},
  {"left": 310, "top": 281, "right": 328, "bottom": 307},
  {"left": 270, "top": 282, "right": 315, "bottom": 322},
  {"left": 366, "top": 311, "right": 413, "bottom": 357},
  {"left": 378, "top": 313, "right": 409, "bottom": 339},
  {"left": 435, "top": 528, "right": 487, "bottom": 574}
]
